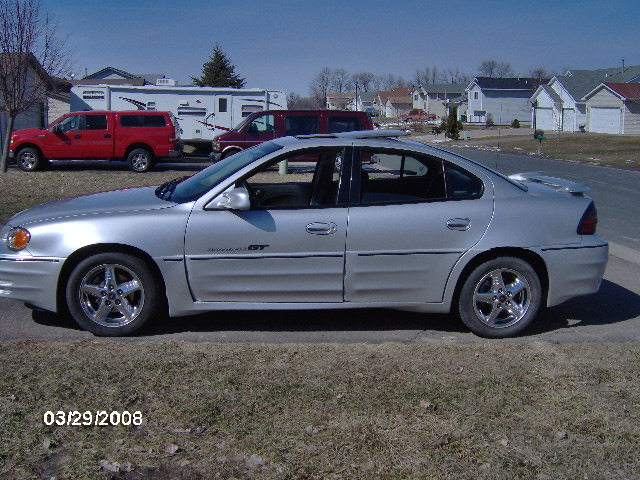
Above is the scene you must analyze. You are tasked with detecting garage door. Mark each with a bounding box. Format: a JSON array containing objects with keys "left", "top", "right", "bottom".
[
  {"left": 590, "top": 107, "right": 621, "bottom": 134},
  {"left": 535, "top": 107, "right": 554, "bottom": 130}
]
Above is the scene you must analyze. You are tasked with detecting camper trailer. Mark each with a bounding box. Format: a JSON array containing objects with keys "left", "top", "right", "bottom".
[{"left": 70, "top": 83, "right": 287, "bottom": 147}]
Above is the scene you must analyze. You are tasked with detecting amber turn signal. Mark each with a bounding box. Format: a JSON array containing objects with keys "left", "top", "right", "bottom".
[{"left": 7, "top": 227, "right": 31, "bottom": 251}]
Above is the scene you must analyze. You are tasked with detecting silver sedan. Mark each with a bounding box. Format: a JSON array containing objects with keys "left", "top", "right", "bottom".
[{"left": 0, "top": 131, "right": 608, "bottom": 338}]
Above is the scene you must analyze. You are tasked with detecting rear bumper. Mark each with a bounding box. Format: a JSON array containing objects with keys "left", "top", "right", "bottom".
[{"left": 538, "top": 237, "right": 609, "bottom": 307}]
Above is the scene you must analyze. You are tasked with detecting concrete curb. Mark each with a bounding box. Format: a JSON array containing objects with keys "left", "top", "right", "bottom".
[{"left": 608, "top": 242, "right": 640, "bottom": 265}]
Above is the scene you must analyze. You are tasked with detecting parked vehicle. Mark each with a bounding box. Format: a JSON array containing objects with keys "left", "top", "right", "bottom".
[
  {"left": 9, "top": 110, "right": 182, "bottom": 172},
  {"left": 400, "top": 109, "right": 437, "bottom": 122},
  {"left": 70, "top": 84, "right": 286, "bottom": 147},
  {"left": 0, "top": 130, "right": 608, "bottom": 338},
  {"left": 209, "top": 110, "right": 373, "bottom": 161}
]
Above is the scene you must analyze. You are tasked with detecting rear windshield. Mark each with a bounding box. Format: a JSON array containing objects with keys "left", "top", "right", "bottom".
[{"left": 120, "top": 115, "right": 168, "bottom": 127}]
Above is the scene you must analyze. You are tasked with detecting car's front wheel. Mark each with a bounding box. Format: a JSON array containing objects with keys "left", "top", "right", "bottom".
[
  {"left": 66, "top": 253, "right": 162, "bottom": 336},
  {"left": 126, "top": 148, "right": 154, "bottom": 172},
  {"left": 458, "top": 257, "right": 542, "bottom": 338}
]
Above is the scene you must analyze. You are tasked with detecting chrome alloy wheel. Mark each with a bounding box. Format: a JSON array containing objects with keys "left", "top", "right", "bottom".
[
  {"left": 130, "top": 152, "right": 150, "bottom": 171},
  {"left": 78, "top": 263, "right": 145, "bottom": 327},
  {"left": 472, "top": 268, "right": 531, "bottom": 329},
  {"left": 19, "top": 151, "right": 37, "bottom": 170}
]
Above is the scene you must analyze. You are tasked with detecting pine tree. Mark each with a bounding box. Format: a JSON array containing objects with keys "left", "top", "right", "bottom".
[
  {"left": 191, "top": 44, "right": 246, "bottom": 88},
  {"left": 445, "top": 107, "right": 461, "bottom": 140}
]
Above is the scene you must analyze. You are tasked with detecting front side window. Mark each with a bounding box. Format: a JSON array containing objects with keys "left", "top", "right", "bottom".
[
  {"left": 246, "top": 114, "right": 275, "bottom": 133},
  {"left": 56, "top": 115, "right": 80, "bottom": 133},
  {"left": 241, "top": 149, "right": 345, "bottom": 209}
]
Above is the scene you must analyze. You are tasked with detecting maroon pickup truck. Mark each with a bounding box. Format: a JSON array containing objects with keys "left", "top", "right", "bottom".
[{"left": 9, "top": 110, "right": 182, "bottom": 172}]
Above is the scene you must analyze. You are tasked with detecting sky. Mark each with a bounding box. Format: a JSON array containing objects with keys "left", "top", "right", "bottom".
[{"left": 43, "top": 0, "right": 640, "bottom": 96}]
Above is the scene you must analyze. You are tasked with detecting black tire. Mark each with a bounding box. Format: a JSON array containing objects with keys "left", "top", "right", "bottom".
[
  {"left": 126, "top": 148, "right": 154, "bottom": 172},
  {"left": 66, "top": 253, "right": 162, "bottom": 336},
  {"left": 16, "top": 147, "right": 44, "bottom": 172},
  {"left": 458, "top": 257, "right": 542, "bottom": 338}
]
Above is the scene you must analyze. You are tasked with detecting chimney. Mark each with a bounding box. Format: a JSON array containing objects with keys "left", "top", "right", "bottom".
[{"left": 622, "top": 59, "right": 625, "bottom": 73}]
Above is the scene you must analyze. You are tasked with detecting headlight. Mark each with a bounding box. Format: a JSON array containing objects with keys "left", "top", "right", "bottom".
[{"left": 7, "top": 227, "right": 31, "bottom": 251}]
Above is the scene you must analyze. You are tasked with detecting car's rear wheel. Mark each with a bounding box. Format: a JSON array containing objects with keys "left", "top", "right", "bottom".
[
  {"left": 126, "top": 148, "right": 154, "bottom": 172},
  {"left": 16, "top": 147, "right": 44, "bottom": 172},
  {"left": 458, "top": 257, "right": 541, "bottom": 338},
  {"left": 66, "top": 253, "right": 161, "bottom": 336}
]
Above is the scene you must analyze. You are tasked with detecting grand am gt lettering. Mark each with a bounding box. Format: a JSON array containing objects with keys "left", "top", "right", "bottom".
[
  {"left": 0, "top": 131, "right": 608, "bottom": 338},
  {"left": 207, "top": 245, "right": 270, "bottom": 252}
]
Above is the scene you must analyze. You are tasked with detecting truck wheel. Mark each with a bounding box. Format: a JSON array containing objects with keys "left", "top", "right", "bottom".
[
  {"left": 16, "top": 147, "right": 44, "bottom": 172},
  {"left": 126, "top": 148, "right": 154, "bottom": 173}
]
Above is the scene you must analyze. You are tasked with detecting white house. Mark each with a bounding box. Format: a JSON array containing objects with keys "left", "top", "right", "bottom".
[
  {"left": 466, "top": 77, "right": 543, "bottom": 126},
  {"left": 411, "top": 83, "right": 467, "bottom": 120},
  {"left": 584, "top": 82, "right": 640, "bottom": 134}
]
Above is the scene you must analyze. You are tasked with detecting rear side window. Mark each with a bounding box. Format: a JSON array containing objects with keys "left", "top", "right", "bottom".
[
  {"left": 328, "top": 116, "right": 361, "bottom": 133},
  {"left": 285, "top": 116, "right": 319, "bottom": 136},
  {"left": 84, "top": 114, "right": 108, "bottom": 130},
  {"left": 120, "top": 115, "right": 168, "bottom": 127},
  {"left": 445, "top": 163, "right": 483, "bottom": 198}
]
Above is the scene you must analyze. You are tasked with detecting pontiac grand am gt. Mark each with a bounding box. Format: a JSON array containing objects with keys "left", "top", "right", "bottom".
[{"left": 0, "top": 131, "right": 608, "bottom": 338}]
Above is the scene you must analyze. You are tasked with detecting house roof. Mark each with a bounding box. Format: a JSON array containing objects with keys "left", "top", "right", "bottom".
[
  {"left": 469, "top": 77, "right": 547, "bottom": 91},
  {"left": 584, "top": 82, "right": 640, "bottom": 101},
  {"left": 377, "top": 87, "right": 412, "bottom": 104},
  {"left": 416, "top": 83, "right": 467, "bottom": 95},
  {"left": 567, "top": 65, "right": 640, "bottom": 83},
  {"left": 0, "top": 52, "right": 54, "bottom": 90},
  {"left": 82, "top": 67, "right": 165, "bottom": 85},
  {"left": 540, "top": 84, "right": 563, "bottom": 104}
]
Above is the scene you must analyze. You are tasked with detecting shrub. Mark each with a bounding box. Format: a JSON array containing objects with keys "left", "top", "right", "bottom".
[
  {"left": 511, "top": 119, "right": 521, "bottom": 128},
  {"left": 485, "top": 113, "right": 494, "bottom": 128}
]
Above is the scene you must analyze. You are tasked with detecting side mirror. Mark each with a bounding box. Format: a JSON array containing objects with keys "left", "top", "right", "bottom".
[
  {"left": 50, "top": 124, "right": 61, "bottom": 134},
  {"left": 207, "top": 186, "right": 251, "bottom": 211}
]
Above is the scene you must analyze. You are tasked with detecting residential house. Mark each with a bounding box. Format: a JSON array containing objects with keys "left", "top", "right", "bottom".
[
  {"left": 530, "top": 65, "right": 640, "bottom": 132},
  {"left": 466, "top": 77, "right": 545, "bottom": 126},
  {"left": 327, "top": 92, "right": 356, "bottom": 110},
  {"left": 0, "top": 53, "right": 59, "bottom": 151},
  {"left": 72, "top": 67, "right": 167, "bottom": 86},
  {"left": 411, "top": 83, "right": 467, "bottom": 120},
  {"left": 376, "top": 87, "right": 412, "bottom": 117},
  {"left": 583, "top": 82, "right": 640, "bottom": 134}
]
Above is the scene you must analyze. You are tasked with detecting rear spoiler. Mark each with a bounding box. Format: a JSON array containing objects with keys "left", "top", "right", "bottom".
[{"left": 509, "top": 172, "right": 590, "bottom": 195}]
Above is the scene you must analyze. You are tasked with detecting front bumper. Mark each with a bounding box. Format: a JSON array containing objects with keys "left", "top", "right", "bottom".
[{"left": 0, "top": 254, "right": 64, "bottom": 313}]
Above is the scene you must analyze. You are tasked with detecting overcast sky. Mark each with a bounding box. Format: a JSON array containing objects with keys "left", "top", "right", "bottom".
[{"left": 46, "top": 0, "right": 639, "bottom": 95}]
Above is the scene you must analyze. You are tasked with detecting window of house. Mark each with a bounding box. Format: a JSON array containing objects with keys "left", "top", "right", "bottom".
[{"left": 474, "top": 91, "right": 479, "bottom": 100}]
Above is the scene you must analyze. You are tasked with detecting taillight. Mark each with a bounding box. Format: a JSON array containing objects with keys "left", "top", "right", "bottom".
[{"left": 577, "top": 202, "right": 598, "bottom": 235}]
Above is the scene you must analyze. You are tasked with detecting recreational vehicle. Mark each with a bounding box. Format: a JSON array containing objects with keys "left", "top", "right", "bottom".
[{"left": 70, "top": 84, "right": 287, "bottom": 147}]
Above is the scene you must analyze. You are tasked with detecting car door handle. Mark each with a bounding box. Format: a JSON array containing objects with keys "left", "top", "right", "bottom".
[
  {"left": 104, "top": 133, "right": 111, "bottom": 138},
  {"left": 447, "top": 218, "right": 470, "bottom": 231},
  {"left": 74, "top": 134, "right": 81, "bottom": 139},
  {"left": 306, "top": 222, "right": 338, "bottom": 235}
]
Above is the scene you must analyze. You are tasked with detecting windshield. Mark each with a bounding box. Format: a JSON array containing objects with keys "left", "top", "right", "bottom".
[{"left": 166, "top": 141, "right": 283, "bottom": 203}]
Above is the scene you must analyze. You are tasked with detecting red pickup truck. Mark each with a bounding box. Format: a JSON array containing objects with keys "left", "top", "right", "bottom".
[{"left": 9, "top": 110, "right": 182, "bottom": 172}]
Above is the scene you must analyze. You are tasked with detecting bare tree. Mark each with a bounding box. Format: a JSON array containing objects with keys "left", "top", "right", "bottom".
[
  {"left": 308, "top": 66, "right": 333, "bottom": 108},
  {"left": 529, "top": 67, "right": 549, "bottom": 89},
  {"left": 331, "top": 68, "right": 353, "bottom": 93},
  {"left": 0, "top": 0, "right": 72, "bottom": 172},
  {"left": 414, "top": 67, "right": 431, "bottom": 85},
  {"left": 444, "top": 66, "right": 470, "bottom": 84},
  {"left": 287, "top": 92, "right": 316, "bottom": 110},
  {"left": 351, "top": 71, "right": 376, "bottom": 92},
  {"left": 478, "top": 59, "right": 514, "bottom": 78}
]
